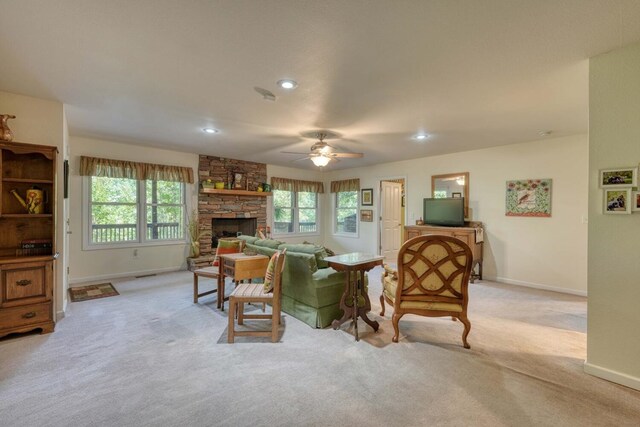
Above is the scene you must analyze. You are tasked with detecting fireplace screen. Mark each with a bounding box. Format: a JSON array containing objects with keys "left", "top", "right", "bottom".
[{"left": 211, "top": 218, "right": 257, "bottom": 247}]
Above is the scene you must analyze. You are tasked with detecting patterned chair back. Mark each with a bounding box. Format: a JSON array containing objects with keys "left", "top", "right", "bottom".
[{"left": 397, "top": 235, "right": 473, "bottom": 306}]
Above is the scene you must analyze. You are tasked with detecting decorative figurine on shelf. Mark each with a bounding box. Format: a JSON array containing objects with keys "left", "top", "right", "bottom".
[
  {"left": 1, "top": 114, "right": 16, "bottom": 142},
  {"left": 10, "top": 186, "right": 44, "bottom": 214},
  {"left": 416, "top": 217, "right": 424, "bottom": 225},
  {"left": 262, "top": 183, "right": 271, "bottom": 193}
]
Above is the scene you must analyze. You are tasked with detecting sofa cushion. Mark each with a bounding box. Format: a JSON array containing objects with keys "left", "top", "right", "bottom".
[
  {"left": 382, "top": 274, "right": 462, "bottom": 312},
  {"left": 253, "top": 238, "right": 283, "bottom": 249},
  {"left": 278, "top": 243, "right": 329, "bottom": 269},
  {"left": 236, "top": 235, "right": 258, "bottom": 245}
]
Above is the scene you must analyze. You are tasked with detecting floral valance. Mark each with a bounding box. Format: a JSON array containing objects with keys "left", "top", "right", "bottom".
[
  {"left": 79, "top": 156, "right": 194, "bottom": 184},
  {"left": 271, "top": 177, "right": 324, "bottom": 193},
  {"left": 330, "top": 178, "right": 360, "bottom": 193}
]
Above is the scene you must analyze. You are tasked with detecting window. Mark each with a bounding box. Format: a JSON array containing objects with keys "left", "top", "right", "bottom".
[
  {"left": 273, "top": 190, "right": 318, "bottom": 235},
  {"left": 87, "top": 177, "right": 185, "bottom": 247},
  {"left": 335, "top": 191, "right": 358, "bottom": 235}
]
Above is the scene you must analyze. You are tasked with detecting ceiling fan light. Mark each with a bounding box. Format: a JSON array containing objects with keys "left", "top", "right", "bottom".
[{"left": 311, "top": 155, "right": 331, "bottom": 167}]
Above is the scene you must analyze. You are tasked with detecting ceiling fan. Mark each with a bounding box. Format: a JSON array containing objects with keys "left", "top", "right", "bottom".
[{"left": 281, "top": 132, "right": 364, "bottom": 167}]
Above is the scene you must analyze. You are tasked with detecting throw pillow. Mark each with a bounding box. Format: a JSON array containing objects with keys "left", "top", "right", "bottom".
[
  {"left": 263, "top": 252, "right": 278, "bottom": 293},
  {"left": 212, "top": 239, "right": 241, "bottom": 266},
  {"left": 383, "top": 264, "right": 398, "bottom": 280}
]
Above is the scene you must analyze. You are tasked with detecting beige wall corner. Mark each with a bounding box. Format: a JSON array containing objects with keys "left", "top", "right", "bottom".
[{"left": 587, "top": 41, "right": 640, "bottom": 390}]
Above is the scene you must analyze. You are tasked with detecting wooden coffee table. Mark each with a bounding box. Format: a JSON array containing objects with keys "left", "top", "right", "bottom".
[{"left": 218, "top": 253, "right": 270, "bottom": 310}]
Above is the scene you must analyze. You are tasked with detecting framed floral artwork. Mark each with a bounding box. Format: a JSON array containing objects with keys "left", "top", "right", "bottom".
[
  {"left": 604, "top": 188, "right": 632, "bottom": 214},
  {"left": 505, "top": 179, "right": 552, "bottom": 217}
]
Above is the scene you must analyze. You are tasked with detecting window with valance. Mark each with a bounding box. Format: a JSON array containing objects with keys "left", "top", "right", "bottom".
[
  {"left": 270, "top": 177, "right": 324, "bottom": 235},
  {"left": 330, "top": 178, "right": 359, "bottom": 235},
  {"left": 80, "top": 156, "right": 193, "bottom": 248}
]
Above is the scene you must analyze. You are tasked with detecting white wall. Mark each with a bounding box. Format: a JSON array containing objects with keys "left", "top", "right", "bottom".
[
  {"left": 68, "top": 136, "right": 198, "bottom": 284},
  {"left": 266, "top": 164, "right": 327, "bottom": 245},
  {"left": 0, "top": 91, "right": 67, "bottom": 319},
  {"left": 586, "top": 41, "right": 640, "bottom": 390},
  {"left": 323, "top": 134, "right": 589, "bottom": 295}
]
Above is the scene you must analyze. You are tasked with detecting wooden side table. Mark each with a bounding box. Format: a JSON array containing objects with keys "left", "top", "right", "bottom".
[
  {"left": 325, "top": 253, "right": 384, "bottom": 341},
  {"left": 218, "top": 253, "right": 270, "bottom": 311}
]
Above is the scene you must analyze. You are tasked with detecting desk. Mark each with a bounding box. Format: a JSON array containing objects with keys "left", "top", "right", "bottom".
[
  {"left": 218, "top": 253, "right": 269, "bottom": 311},
  {"left": 325, "top": 253, "right": 384, "bottom": 341}
]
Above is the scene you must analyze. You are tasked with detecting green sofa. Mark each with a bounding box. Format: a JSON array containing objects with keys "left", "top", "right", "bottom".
[{"left": 236, "top": 236, "right": 346, "bottom": 328}]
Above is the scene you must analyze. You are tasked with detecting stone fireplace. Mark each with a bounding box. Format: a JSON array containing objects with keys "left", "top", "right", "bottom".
[{"left": 188, "top": 155, "right": 268, "bottom": 270}]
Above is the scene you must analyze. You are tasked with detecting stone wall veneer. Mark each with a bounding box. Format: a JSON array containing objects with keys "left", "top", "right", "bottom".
[{"left": 197, "top": 155, "right": 267, "bottom": 256}]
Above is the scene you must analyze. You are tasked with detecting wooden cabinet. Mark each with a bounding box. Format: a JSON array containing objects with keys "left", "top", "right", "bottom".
[
  {"left": 0, "top": 141, "right": 57, "bottom": 338},
  {"left": 404, "top": 222, "right": 483, "bottom": 282}
]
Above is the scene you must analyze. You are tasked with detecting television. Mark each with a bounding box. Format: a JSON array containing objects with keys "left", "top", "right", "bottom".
[{"left": 423, "top": 197, "right": 465, "bottom": 226}]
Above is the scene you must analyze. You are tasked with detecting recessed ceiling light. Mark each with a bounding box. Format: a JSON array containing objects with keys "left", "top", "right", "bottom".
[
  {"left": 413, "top": 133, "right": 429, "bottom": 140},
  {"left": 203, "top": 128, "right": 218, "bottom": 134},
  {"left": 277, "top": 79, "right": 298, "bottom": 90}
]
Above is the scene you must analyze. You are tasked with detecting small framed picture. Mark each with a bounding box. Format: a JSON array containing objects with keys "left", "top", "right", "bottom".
[
  {"left": 604, "top": 188, "right": 632, "bottom": 214},
  {"left": 233, "top": 172, "right": 244, "bottom": 189},
  {"left": 360, "top": 209, "right": 373, "bottom": 222},
  {"left": 633, "top": 191, "right": 640, "bottom": 212},
  {"left": 599, "top": 167, "right": 637, "bottom": 188},
  {"left": 361, "top": 188, "right": 373, "bottom": 206},
  {"left": 451, "top": 192, "right": 462, "bottom": 198}
]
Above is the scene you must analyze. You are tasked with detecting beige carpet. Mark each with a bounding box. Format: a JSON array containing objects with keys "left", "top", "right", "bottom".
[{"left": 0, "top": 268, "right": 639, "bottom": 426}]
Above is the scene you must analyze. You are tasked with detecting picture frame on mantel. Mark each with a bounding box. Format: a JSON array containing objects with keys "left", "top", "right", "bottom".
[{"left": 232, "top": 172, "right": 244, "bottom": 189}]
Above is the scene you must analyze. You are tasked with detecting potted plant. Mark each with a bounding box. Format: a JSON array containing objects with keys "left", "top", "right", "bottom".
[{"left": 186, "top": 210, "right": 210, "bottom": 258}]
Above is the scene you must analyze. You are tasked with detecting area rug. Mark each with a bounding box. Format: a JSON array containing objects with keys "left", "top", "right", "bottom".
[{"left": 68, "top": 283, "right": 119, "bottom": 302}]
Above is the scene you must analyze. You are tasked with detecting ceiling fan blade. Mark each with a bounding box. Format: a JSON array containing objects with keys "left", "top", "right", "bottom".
[
  {"left": 331, "top": 152, "right": 364, "bottom": 158},
  {"left": 281, "top": 151, "right": 311, "bottom": 155},
  {"left": 291, "top": 157, "right": 310, "bottom": 162}
]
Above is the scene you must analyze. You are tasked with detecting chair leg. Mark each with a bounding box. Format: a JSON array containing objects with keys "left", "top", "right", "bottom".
[
  {"left": 271, "top": 309, "right": 279, "bottom": 343},
  {"left": 228, "top": 297, "right": 236, "bottom": 343},
  {"left": 459, "top": 315, "right": 471, "bottom": 349},
  {"left": 379, "top": 294, "right": 385, "bottom": 316},
  {"left": 238, "top": 302, "right": 244, "bottom": 325},
  {"left": 392, "top": 313, "right": 403, "bottom": 343},
  {"left": 193, "top": 274, "right": 198, "bottom": 304}
]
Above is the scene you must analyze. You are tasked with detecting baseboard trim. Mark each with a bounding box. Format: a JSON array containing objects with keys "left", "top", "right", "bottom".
[
  {"left": 484, "top": 275, "right": 587, "bottom": 297},
  {"left": 584, "top": 362, "right": 640, "bottom": 391},
  {"left": 69, "top": 266, "right": 182, "bottom": 286}
]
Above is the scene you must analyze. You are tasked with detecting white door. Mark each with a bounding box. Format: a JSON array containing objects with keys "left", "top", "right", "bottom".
[{"left": 380, "top": 181, "right": 402, "bottom": 262}]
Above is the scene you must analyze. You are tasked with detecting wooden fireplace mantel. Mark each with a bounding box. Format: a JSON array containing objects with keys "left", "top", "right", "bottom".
[{"left": 201, "top": 189, "right": 272, "bottom": 197}]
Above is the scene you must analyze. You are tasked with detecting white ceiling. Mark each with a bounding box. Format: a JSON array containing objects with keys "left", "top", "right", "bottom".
[{"left": 2, "top": 1, "right": 640, "bottom": 170}]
